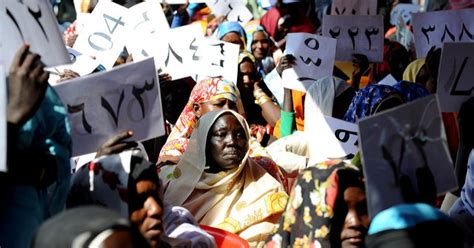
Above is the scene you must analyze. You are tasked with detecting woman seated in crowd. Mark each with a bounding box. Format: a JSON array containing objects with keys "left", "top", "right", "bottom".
[
  {"left": 245, "top": 22, "right": 276, "bottom": 77},
  {"left": 266, "top": 160, "right": 368, "bottom": 248},
  {"left": 159, "top": 109, "right": 288, "bottom": 246},
  {"left": 158, "top": 78, "right": 288, "bottom": 191},
  {"left": 237, "top": 51, "right": 280, "bottom": 144}
]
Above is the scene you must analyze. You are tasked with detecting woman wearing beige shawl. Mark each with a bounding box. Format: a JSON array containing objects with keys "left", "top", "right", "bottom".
[{"left": 159, "top": 109, "right": 288, "bottom": 246}]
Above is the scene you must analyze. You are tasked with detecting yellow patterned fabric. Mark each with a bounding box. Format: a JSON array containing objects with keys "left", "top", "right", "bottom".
[{"left": 160, "top": 110, "right": 288, "bottom": 245}]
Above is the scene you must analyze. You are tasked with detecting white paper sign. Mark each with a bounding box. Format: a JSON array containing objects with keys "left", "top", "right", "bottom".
[
  {"left": 47, "top": 48, "right": 101, "bottom": 86},
  {"left": 378, "top": 74, "right": 398, "bottom": 86},
  {"left": 0, "top": 65, "right": 6, "bottom": 172},
  {"left": 322, "top": 15, "right": 384, "bottom": 62},
  {"left": 53, "top": 58, "right": 165, "bottom": 156},
  {"left": 412, "top": 8, "right": 474, "bottom": 58},
  {"left": 126, "top": 1, "right": 170, "bottom": 63},
  {"left": 73, "top": 1, "right": 129, "bottom": 69},
  {"left": 390, "top": 3, "right": 420, "bottom": 25},
  {"left": 153, "top": 23, "right": 205, "bottom": 80},
  {"left": 0, "top": 0, "right": 70, "bottom": 68},
  {"left": 437, "top": 43, "right": 474, "bottom": 112},
  {"left": 206, "top": 0, "right": 253, "bottom": 23},
  {"left": 359, "top": 95, "right": 457, "bottom": 218},
  {"left": 306, "top": 115, "right": 359, "bottom": 165},
  {"left": 282, "top": 33, "right": 337, "bottom": 92},
  {"left": 195, "top": 38, "right": 240, "bottom": 84},
  {"left": 331, "top": 0, "right": 377, "bottom": 15}
]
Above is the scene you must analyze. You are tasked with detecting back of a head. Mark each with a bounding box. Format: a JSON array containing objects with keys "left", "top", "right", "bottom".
[
  {"left": 366, "top": 203, "right": 463, "bottom": 248},
  {"left": 31, "top": 206, "right": 138, "bottom": 248}
]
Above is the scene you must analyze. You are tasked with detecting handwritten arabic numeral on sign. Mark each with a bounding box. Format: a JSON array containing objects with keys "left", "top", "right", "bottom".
[
  {"left": 228, "top": 3, "right": 233, "bottom": 10},
  {"left": 450, "top": 57, "right": 473, "bottom": 96},
  {"left": 28, "top": 5, "right": 48, "bottom": 41},
  {"left": 335, "top": 7, "right": 345, "bottom": 15},
  {"left": 211, "top": 43, "right": 226, "bottom": 55},
  {"left": 348, "top": 27, "right": 359, "bottom": 50},
  {"left": 101, "top": 90, "right": 125, "bottom": 127},
  {"left": 335, "top": 129, "right": 358, "bottom": 146},
  {"left": 329, "top": 27, "right": 341, "bottom": 39},
  {"left": 441, "top": 25, "right": 455, "bottom": 42},
  {"left": 299, "top": 38, "right": 322, "bottom": 66},
  {"left": 165, "top": 44, "right": 183, "bottom": 66},
  {"left": 6, "top": 8, "right": 24, "bottom": 41},
  {"left": 68, "top": 103, "right": 92, "bottom": 134},
  {"left": 134, "top": 11, "right": 154, "bottom": 34},
  {"left": 459, "top": 23, "right": 473, "bottom": 40},
  {"left": 103, "top": 14, "right": 125, "bottom": 34},
  {"left": 421, "top": 26, "right": 435, "bottom": 44},
  {"left": 189, "top": 38, "right": 200, "bottom": 61},
  {"left": 132, "top": 79, "right": 155, "bottom": 119},
  {"left": 365, "top": 27, "right": 379, "bottom": 50},
  {"left": 88, "top": 32, "right": 113, "bottom": 51},
  {"left": 351, "top": 9, "right": 356, "bottom": 15}
]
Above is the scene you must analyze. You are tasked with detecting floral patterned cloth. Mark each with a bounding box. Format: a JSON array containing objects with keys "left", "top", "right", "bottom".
[
  {"left": 343, "top": 84, "right": 404, "bottom": 123},
  {"left": 265, "top": 160, "right": 363, "bottom": 248}
]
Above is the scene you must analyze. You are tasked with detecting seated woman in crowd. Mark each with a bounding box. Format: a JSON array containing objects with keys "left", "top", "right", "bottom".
[
  {"left": 158, "top": 78, "right": 288, "bottom": 191},
  {"left": 245, "top": 22, "right": 276, "bottom": 77},
  {"left": 159, "top": 110, "right": 288, "bottom": 246},
  {"left": 237, "top": 51, "right": 280, "bottom": 144},
  {"left": 266, "top": 160, "right": 368, "bottom": 248}
]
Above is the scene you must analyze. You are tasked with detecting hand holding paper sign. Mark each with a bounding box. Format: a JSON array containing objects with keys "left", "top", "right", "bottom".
[
  {"left": 7, "top": 45, "right": 49, "bottom": 127},
  {"left": 53, "top": 58, "right": 165, "bottom": 156},
  {"left": 96, "top": 131, "right": 138, "bottom": 158},
  {"left": 0, "top": 0, "right": 70, "bottom": 68},
  {"left": 282, "top": 33, "right": 336, "bottom": 92}
]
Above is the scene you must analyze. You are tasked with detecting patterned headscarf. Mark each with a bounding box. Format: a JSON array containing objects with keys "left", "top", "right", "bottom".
[
  {"left": 266, "top": 160, "right": 364, "bottom": 248},
  {"left": 343, "top": 84, "right": 404, "bottom": 123},
  {"left": 160, "top": 78, "right": 243, "bottom": 157},
  {"left": 392, "top": 81, "right": 429, "bottom": 103}
]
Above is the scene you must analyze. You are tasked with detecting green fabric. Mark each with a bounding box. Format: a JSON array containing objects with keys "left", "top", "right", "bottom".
[{"left": 280, "top": 111, "right": 295, "bottom": 138}]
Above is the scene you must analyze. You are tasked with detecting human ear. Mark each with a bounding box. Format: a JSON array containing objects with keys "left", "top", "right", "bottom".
[{"left": 193, "top": 103, "right": 202, "bottom": 118}]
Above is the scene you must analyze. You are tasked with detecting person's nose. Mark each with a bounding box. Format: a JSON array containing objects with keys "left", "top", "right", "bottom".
[
  {"left": 243, "top": 75, "right": 251, "bottom": 84},
  {"left": 345, "top": 210, "right": 362, "bottom": 228},
  {"left": 144, "top": 196, "right": 162, "bottom": 218},
  {"left": 256, "top": 41, "right": 262, "bottom": 49}
]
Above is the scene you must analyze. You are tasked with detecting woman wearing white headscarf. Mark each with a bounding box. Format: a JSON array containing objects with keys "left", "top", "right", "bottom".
[{"left": 159, "top": 109, "right": 288, "bottom": 246}]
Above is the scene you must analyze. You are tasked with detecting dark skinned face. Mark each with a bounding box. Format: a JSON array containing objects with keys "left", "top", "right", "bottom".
[
  {"left": 340, "top": 187, "right": 369, "bottom": 248},
  {"left": 129, "top": 180, "right": 163, "bottom": 248},
  {"left": 207, "top": 114, "right": 249, "bottom": 173},
  {"left": 251, "top": 31, "right": 270, "bottom": 60},
  {"left": 222, "top": 32, "right": 244, "bottom": 50},
  {"left": 238, "top": 61, "right": 258, "bottom": 89}
]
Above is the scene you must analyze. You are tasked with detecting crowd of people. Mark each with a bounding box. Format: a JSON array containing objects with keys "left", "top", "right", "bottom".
[{"left": 1, "top": 0, "right": 474, "bottom": 247}]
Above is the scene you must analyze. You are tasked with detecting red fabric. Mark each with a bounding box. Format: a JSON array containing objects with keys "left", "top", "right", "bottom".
[
  {"left": 442, "top": 112, "right": 459, "bottom": 162},
  {"left": 260, "top": 7, "right": 316, "bottom": 39},
  {"left": 449, "top": 0, "right": 474, "bottom": 9}
]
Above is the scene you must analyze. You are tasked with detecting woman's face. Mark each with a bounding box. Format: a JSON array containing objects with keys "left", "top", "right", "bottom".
[
  {"left": 251, "top": 31, "right": 270, "bottom": 60},
  {"left": 207, "top": 114, "right": 249, "bottom": 172},
  {"left": 238, "top": 61, "right": 257, "bottom": 88},
  {"left": 340, "top": 187, "right": 369, "bottom": 248},
  {"left": 129, "top": 180, "right": 163, "bottom": 248},
  {"left": 222, "top": 32, "right": 244, "bottom": 50}
]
